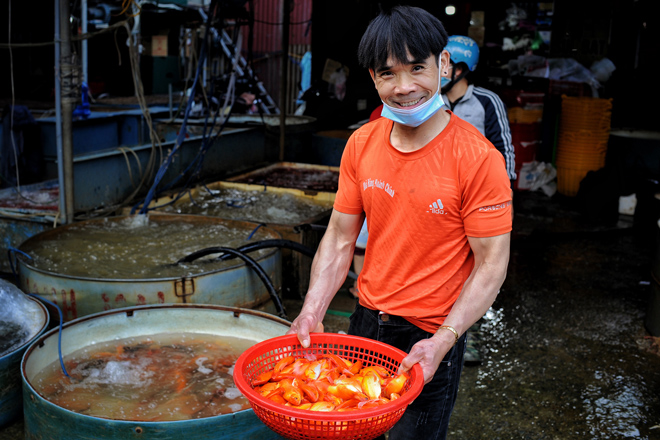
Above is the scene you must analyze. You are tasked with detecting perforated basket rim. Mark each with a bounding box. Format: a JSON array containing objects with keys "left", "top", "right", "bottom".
[{"left": 233, "top": 333, "right": 424, "bottom": 422}]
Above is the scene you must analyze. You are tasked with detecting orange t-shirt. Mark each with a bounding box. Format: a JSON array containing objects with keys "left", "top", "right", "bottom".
[{"left": 334, "top": 110, "right": 512, "bottom": 333}]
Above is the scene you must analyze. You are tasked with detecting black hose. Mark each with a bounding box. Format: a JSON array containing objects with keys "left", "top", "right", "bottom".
[
  {"left": 228, "top": 240, "right": 357, "bottom": 279},
  {"left": 293, "top": 223, "right": 328, "bottom": 233},
  {"left": 226, "top": 239, "right": 316, "bottom": 260},
  {"left": 179, "top": 246, "right": 287, "bottom": 320},
  {"left": 176, "top": 239, "right": 316, "bottom": 264}
]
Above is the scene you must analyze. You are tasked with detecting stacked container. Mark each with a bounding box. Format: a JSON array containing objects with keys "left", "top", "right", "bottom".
[
  {"left": 508, "top": 106, "right": 544, "bottom": 190},
  {"left": 555, "top": 96, "right": 613, "bottom": 196}
]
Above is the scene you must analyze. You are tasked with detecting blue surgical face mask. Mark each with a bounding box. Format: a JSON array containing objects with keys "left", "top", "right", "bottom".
[{"left": 380, "top": 58, "right": 445, "bottom": 128}]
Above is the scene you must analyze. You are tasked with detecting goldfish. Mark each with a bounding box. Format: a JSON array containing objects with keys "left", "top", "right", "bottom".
[{"left": 250, "top": 352, "right": 410, "bottom": 412}]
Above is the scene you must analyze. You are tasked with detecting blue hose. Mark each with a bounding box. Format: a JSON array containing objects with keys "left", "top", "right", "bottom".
[
  {"left": 7, "top": 247, "right": 70, "bottom": 378},
  {"left": 27, "top": 293, "right": 70, "bottom": 378}
]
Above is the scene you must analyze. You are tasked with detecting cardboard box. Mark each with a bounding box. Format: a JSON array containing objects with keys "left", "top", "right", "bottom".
[
  {"left": 152, "top": 35, "right": 168, "bottom": 57},
  {"left": 468, "top": 25, "right": 485, "bottom": 47},
  {"left": 322, "top": 59, "right": 349, "bottom": 84},
  {"left": 470, "top": 11, "right": 485, "bottom": 27}
]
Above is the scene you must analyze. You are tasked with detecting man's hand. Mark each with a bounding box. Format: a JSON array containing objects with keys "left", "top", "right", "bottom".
[
  {"left": 398, "top": 330, "right": 455, "bottom": 384},
  {"left": 286, "top": 312, "right": 325, "bottom": 348}
]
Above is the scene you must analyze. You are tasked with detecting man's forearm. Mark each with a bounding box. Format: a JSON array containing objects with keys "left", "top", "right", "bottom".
[{"left": 440, "top": 233, "right": 510, "bottom": 337}]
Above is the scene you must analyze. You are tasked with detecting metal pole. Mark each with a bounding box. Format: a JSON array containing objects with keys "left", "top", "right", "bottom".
[
  {"left": 169, "top": 83, "right": 173, "bottom": 119},
  {"left": 81, "top": 0, "right": 88, "bottom": 83},
  {"left": 278, "top": 0, "right": 290, "bottom": 161},
  {"left": 54, "top": 0, "right": 66, "bottom": 223},
  {"left": 60, "top": 0, "right": 75, "bottom": 224}
]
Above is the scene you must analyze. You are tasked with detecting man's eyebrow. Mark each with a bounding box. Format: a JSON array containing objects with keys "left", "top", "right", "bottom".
[
  {"left": 375, "top": 57, "right": 429, "bottom": 73},
  {"left": 409, "top": 57, "right": 428, "bottom": 65}
]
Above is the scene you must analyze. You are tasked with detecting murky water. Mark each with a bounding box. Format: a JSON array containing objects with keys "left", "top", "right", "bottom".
[
  {"left": 20, "top": 215, "right": 278, "bottom": 279},
  {"left": 164, "top": 187, "right": 332, "bottom": 225},
  {"left": 32, "top": 332, "right": 254, "bottom": 421}
]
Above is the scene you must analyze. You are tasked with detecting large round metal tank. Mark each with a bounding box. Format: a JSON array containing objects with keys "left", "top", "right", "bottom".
[
  {"left": 22, "top": 304, "right": 289, "bottom": 439},
  {"left": 0, "top": 295, "right": 49, "bottom": 427},
  {"left": 15, "top": 215, "right": 283, "bottom": 321}
]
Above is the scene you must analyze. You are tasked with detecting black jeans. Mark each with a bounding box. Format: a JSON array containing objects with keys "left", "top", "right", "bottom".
[{"left": 348, "top": 304, "right": 466, "bottom": 440}]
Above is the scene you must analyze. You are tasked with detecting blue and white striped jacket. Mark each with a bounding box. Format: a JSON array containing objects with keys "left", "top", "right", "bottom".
[{"left": 443, "top": 85, "right": 516, "bottom": 180}]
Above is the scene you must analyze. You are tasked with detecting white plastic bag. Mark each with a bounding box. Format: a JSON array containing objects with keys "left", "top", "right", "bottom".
[
  {"left": 0, "top": 279, "right": 42, "bottom": 356},
  {"left": 517, "top": 161, "right": 557, "bottom": 196}
]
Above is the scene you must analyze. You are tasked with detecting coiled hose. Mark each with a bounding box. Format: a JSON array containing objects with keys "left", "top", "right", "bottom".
[
  {"left": 221, "top": 239, "right": 358, "bottom": 279},
  {"left": 177, "top": 246, "right": 288, "bottom": 320},
  {"left": 177, "top": 239, "right": 316, "bottom": 263}
]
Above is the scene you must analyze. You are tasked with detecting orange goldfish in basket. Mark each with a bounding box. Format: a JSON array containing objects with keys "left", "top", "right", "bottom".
[{"left": 251, "top": 352, "right": 410, "bottom": 412}]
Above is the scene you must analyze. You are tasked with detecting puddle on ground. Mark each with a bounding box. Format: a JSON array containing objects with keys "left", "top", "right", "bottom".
[{"left": 449, "top": 204, "right": 660, "bottom": 440}]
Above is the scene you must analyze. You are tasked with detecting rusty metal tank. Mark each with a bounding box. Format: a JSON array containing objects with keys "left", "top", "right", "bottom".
[
  {"left": 21, "top": 304, "right": 289, "bottom": 439},
  {"left": 14, "top": 215, "right": 283, "bottom": 321},
  {"left": 0, "top": 290, "right": 49, "bottom": 427}
]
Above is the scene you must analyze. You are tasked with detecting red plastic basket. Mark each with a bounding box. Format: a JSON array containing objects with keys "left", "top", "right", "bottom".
[{"left": 233, "top": 333, "right": 424, "bottom": 440}]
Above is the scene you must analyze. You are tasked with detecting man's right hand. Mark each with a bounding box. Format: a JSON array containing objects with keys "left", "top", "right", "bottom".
[{"left": 286, "top": 312, "right": 325, "bottom": 348}]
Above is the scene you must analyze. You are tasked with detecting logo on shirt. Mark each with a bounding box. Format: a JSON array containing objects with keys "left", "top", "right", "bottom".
[
  {"left": 363, "top": 178, "right": 396, "bottom": 198},
  {"left": 478, "top": 201, "right": 512, "bottom": 212},
  {"left": 427, "top": 198, "right": 447, "bottom": 215}
]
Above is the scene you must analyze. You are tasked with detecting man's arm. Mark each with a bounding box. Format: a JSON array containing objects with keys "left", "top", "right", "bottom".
[
  {"left": 287, "top": 209, "right": 365, "bottom": 347},
  {"left": 399, "top": 232, "right": 510, "bottom": 383}
]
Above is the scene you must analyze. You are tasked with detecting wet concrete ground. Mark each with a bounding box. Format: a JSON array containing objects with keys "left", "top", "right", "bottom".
[
  {"left": 448, "top": 190, "right": 660, "bottom": 440},
  {"left": 289, "top": 189, "right": 660, "bottom": 439},
  {"left": 2, "top": 190, "right": 660, "bottom": 439}
]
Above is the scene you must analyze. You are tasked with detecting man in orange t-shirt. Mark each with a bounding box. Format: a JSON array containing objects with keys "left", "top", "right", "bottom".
[{"left": 288, "top": 6, "right": 511, "bottom": 440}]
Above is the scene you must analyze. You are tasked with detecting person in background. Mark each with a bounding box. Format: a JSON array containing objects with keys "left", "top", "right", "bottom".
[
  {"left": 287, "top": 6, "right": 512, "bottom": 439},
  {"left": 441, "top": 35, "right": 516, "bottom": 365},
  {"left": 441, "top": 35, "right": 516, "bottom": 184}
]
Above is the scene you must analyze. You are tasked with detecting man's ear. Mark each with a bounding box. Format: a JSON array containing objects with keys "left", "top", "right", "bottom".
[
  {"left": 440, "top": 50, "right": 451, "bottom": 76},
  {"left": 369, "top": 68, "right": 376, "bottom": 87}
]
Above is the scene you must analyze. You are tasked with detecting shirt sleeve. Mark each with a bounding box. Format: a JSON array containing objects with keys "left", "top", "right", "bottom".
[
  {"left": 333, "top": 132, "right": 364, "bottom": 215},
  {"left": 462, "top": 148, "right": 513, "bottom": 237}
]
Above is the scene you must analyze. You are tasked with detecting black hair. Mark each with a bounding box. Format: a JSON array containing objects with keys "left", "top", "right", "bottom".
[{"left": 357, "top": 5, "right": 449, "bottom": 71}]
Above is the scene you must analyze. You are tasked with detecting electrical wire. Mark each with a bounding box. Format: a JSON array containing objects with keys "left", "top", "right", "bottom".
[
  {"left": 252, "top": 18, "right": 311, "bottom": 25},
  {"left": 131, "top": 23, "right": 210, "bottom": 214},
  {"left": 119, "top": 2, "right": 274, "bottom": 214},
  {"left": 119, "top": 0, "right": 142, "bottom": 17},
  {"left": 117, "top": 146, "right": 144, "bottom": 190},
  {"left": 132, "top": 0, "right": 251, "bottom": 215},
  {"left": 161, "top": 27, "right": 239, "bottom": 192},
  {"left": 0, "top": 18, "right": 133, "bottom": 49},
  {"left": 75, "top": 16, "right": 165, "bottom": 221}
]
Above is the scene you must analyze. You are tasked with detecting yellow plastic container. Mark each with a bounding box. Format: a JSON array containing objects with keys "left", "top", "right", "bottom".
[{"left": 556, "top": 165, "right": 592, "bottom": 197}]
